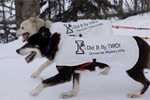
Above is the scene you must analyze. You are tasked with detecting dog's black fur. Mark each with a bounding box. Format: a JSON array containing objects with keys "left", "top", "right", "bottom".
[
  {"left": 42, "top": 59, "right": 109, "bottom": 87},
  {"left": 27, "top": 26, "right": 52, "bottom": 57},
  {"left": 127, "top": 37, "right": 150, "bottom": 94},
  {"left": 16, "top": 26, "right": 150, "bottom": 97},
  {"left": 16, "top": 27, "right": 60, "bottom": 63}
]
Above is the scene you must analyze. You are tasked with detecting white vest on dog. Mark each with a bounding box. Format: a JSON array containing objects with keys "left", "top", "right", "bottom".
[
  {"left": 50, "top": 20, "right": 112, "bottom": 37},
  {"left": 54, "top": 35, "right": 139, "bottom": 70}
]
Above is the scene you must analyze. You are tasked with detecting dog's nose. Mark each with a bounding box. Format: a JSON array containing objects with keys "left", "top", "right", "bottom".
[{"left": 16, "top": 49, "right": 20, "bottom": 54}]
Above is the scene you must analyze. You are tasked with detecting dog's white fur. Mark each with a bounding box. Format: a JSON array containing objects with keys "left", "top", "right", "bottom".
[
  {"left": 31, "top": 60, "right": 52, "bottom": 78},
  {"left": 127, "top": 92, "right": 141, "bottom": 98},
  {"left": 17, "top": 17, "right": 52, "bottom": 38},
  {"left": 30, "top": 83, "right": 48, "bottom": 96},
  {"left": 60, "top": 78, "right": 80, "bottom": 99}
]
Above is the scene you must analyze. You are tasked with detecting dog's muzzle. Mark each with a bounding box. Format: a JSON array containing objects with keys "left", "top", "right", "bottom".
[{"left": 16, "top": 49, "right": 37, "bottom": 63}]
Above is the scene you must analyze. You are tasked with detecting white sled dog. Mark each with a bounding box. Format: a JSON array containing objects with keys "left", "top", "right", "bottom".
[{"left": 16, "top": 26, "right": 150, "bottom": 98}]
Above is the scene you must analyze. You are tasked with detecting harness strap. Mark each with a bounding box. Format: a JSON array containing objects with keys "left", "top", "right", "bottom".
[{"left": 79, "top": 62, "right": 92, "bottom": 70}]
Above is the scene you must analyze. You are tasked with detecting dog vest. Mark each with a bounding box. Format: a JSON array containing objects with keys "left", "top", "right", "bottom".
[
  {"left": 50, "top": 20, "right": 112, "bottom": 37},
  {"left": 54, "top": 35, "right": 139, "bottom": 70}
]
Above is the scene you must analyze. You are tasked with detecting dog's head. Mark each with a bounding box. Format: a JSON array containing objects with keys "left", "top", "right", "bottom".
[
  {"left": 16, "top": 27, "right": 52, "bottom": 63},
  {"left": 16, "top": 27, "right": 60, "bottom": 63},
  {"left": 17, "top": 17, "right": 52, "bottom": 42}
]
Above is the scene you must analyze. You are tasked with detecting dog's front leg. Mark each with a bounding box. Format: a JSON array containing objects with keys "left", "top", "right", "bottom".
[
  {"left": 61, "top": 73, "right": 80, "bottom": 99},
  {"left": 31, "top": 71, "right": 72, "bottom": 96},
  {"left": 30, "top": 83, "right": 48, "bottom": 96},
  {"left": 31, "top": 60, "right": 52, "bottom": 78}
]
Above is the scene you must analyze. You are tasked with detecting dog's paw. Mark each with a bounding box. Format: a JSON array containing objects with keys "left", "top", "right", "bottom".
[
  {"left": 30, "top": 84, "right": 45, "bottom": 97},
  {"left": 60, "top": 91, "right": 77, "bottom": 99},
  {"left": 31, "top": 72, "right": 40, "bottom": 79},
  {"left": 100, "top": 67, "right": 110, "bottom": 75},
  {"left": 127, "top": 93, "right": 141, "bottom": 98},
  {"left": 30, "top": 89, "right": 39, "bottom": 97}
]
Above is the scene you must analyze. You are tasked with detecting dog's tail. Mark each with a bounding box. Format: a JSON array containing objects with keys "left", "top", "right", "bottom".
[
  {"left": 134, "top": 36, "right": 150, "bottom": 70},
  {"left": 146, "top": 45, "right": 150, "bottom": 69},
  {"left": 148, "top": 47, "right": 150, "bottom": 69}
]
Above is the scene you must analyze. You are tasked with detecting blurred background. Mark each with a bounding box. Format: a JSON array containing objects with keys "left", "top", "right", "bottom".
[{"left": 1, "top": 0, "right": 150, "bottom": 43}]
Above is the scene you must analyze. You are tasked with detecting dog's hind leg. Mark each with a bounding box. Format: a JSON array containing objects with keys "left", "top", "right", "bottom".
[
  {"left": 31, "top": 60, "right": 52, "bottom": 78},
  {"left": 61, "top": 73, "right": 80, "bottom": 99},
  {"left": 99, "top": 67, "right": 110, "bottom": 75},
  {"left": 127, "top": 67, "right": 150, "bottom": 98}
]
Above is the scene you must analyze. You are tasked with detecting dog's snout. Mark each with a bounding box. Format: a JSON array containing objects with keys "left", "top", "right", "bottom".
[{"left": 16, "top": 49, "right": 20, "bottom": 54}]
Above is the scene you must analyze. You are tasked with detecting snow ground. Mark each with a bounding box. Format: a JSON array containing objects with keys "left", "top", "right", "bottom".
[
  {"left": 113, "top": 13, "right": 150, "bottom": 37},
  {"left": 0, "top": 13, "right": 150, "bottom": 100}
]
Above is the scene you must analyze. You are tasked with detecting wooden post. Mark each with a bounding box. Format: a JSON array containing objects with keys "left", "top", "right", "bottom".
[{"left": 15, "top": 0, "right": 40, "bottom": 28}]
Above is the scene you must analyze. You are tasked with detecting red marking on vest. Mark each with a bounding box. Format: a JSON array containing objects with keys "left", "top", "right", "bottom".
[{"left": 79, "top": 62, "right": 91, "bottom": 70}]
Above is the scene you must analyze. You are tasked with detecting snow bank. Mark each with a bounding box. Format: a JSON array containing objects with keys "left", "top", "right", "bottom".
[{"left": 112, "top": 13, "right": 150, "bottom": 37}]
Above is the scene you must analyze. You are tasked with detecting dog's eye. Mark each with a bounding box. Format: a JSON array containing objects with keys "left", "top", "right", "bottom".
[{"left": 21, "top": 26, "right": 24, "bottom": 29}]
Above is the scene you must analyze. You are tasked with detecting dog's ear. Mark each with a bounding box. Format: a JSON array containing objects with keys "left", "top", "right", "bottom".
[
  {"left": 93, "top": 59, "right": 96, "bottom": 63},
  {"left": 48, "top": 32, "right": 61, "bottom": 59},
  {"left": 50, "top": 33, "right": 61, "bottom": 45},
  {"left": 51, "top": 32, "right": 60, "bottom": 39}
]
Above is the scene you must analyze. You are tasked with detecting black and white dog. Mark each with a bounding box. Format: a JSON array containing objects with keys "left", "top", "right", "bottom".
[{"left": 16, "top": 27, "right": 150, "bottom": 98}]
